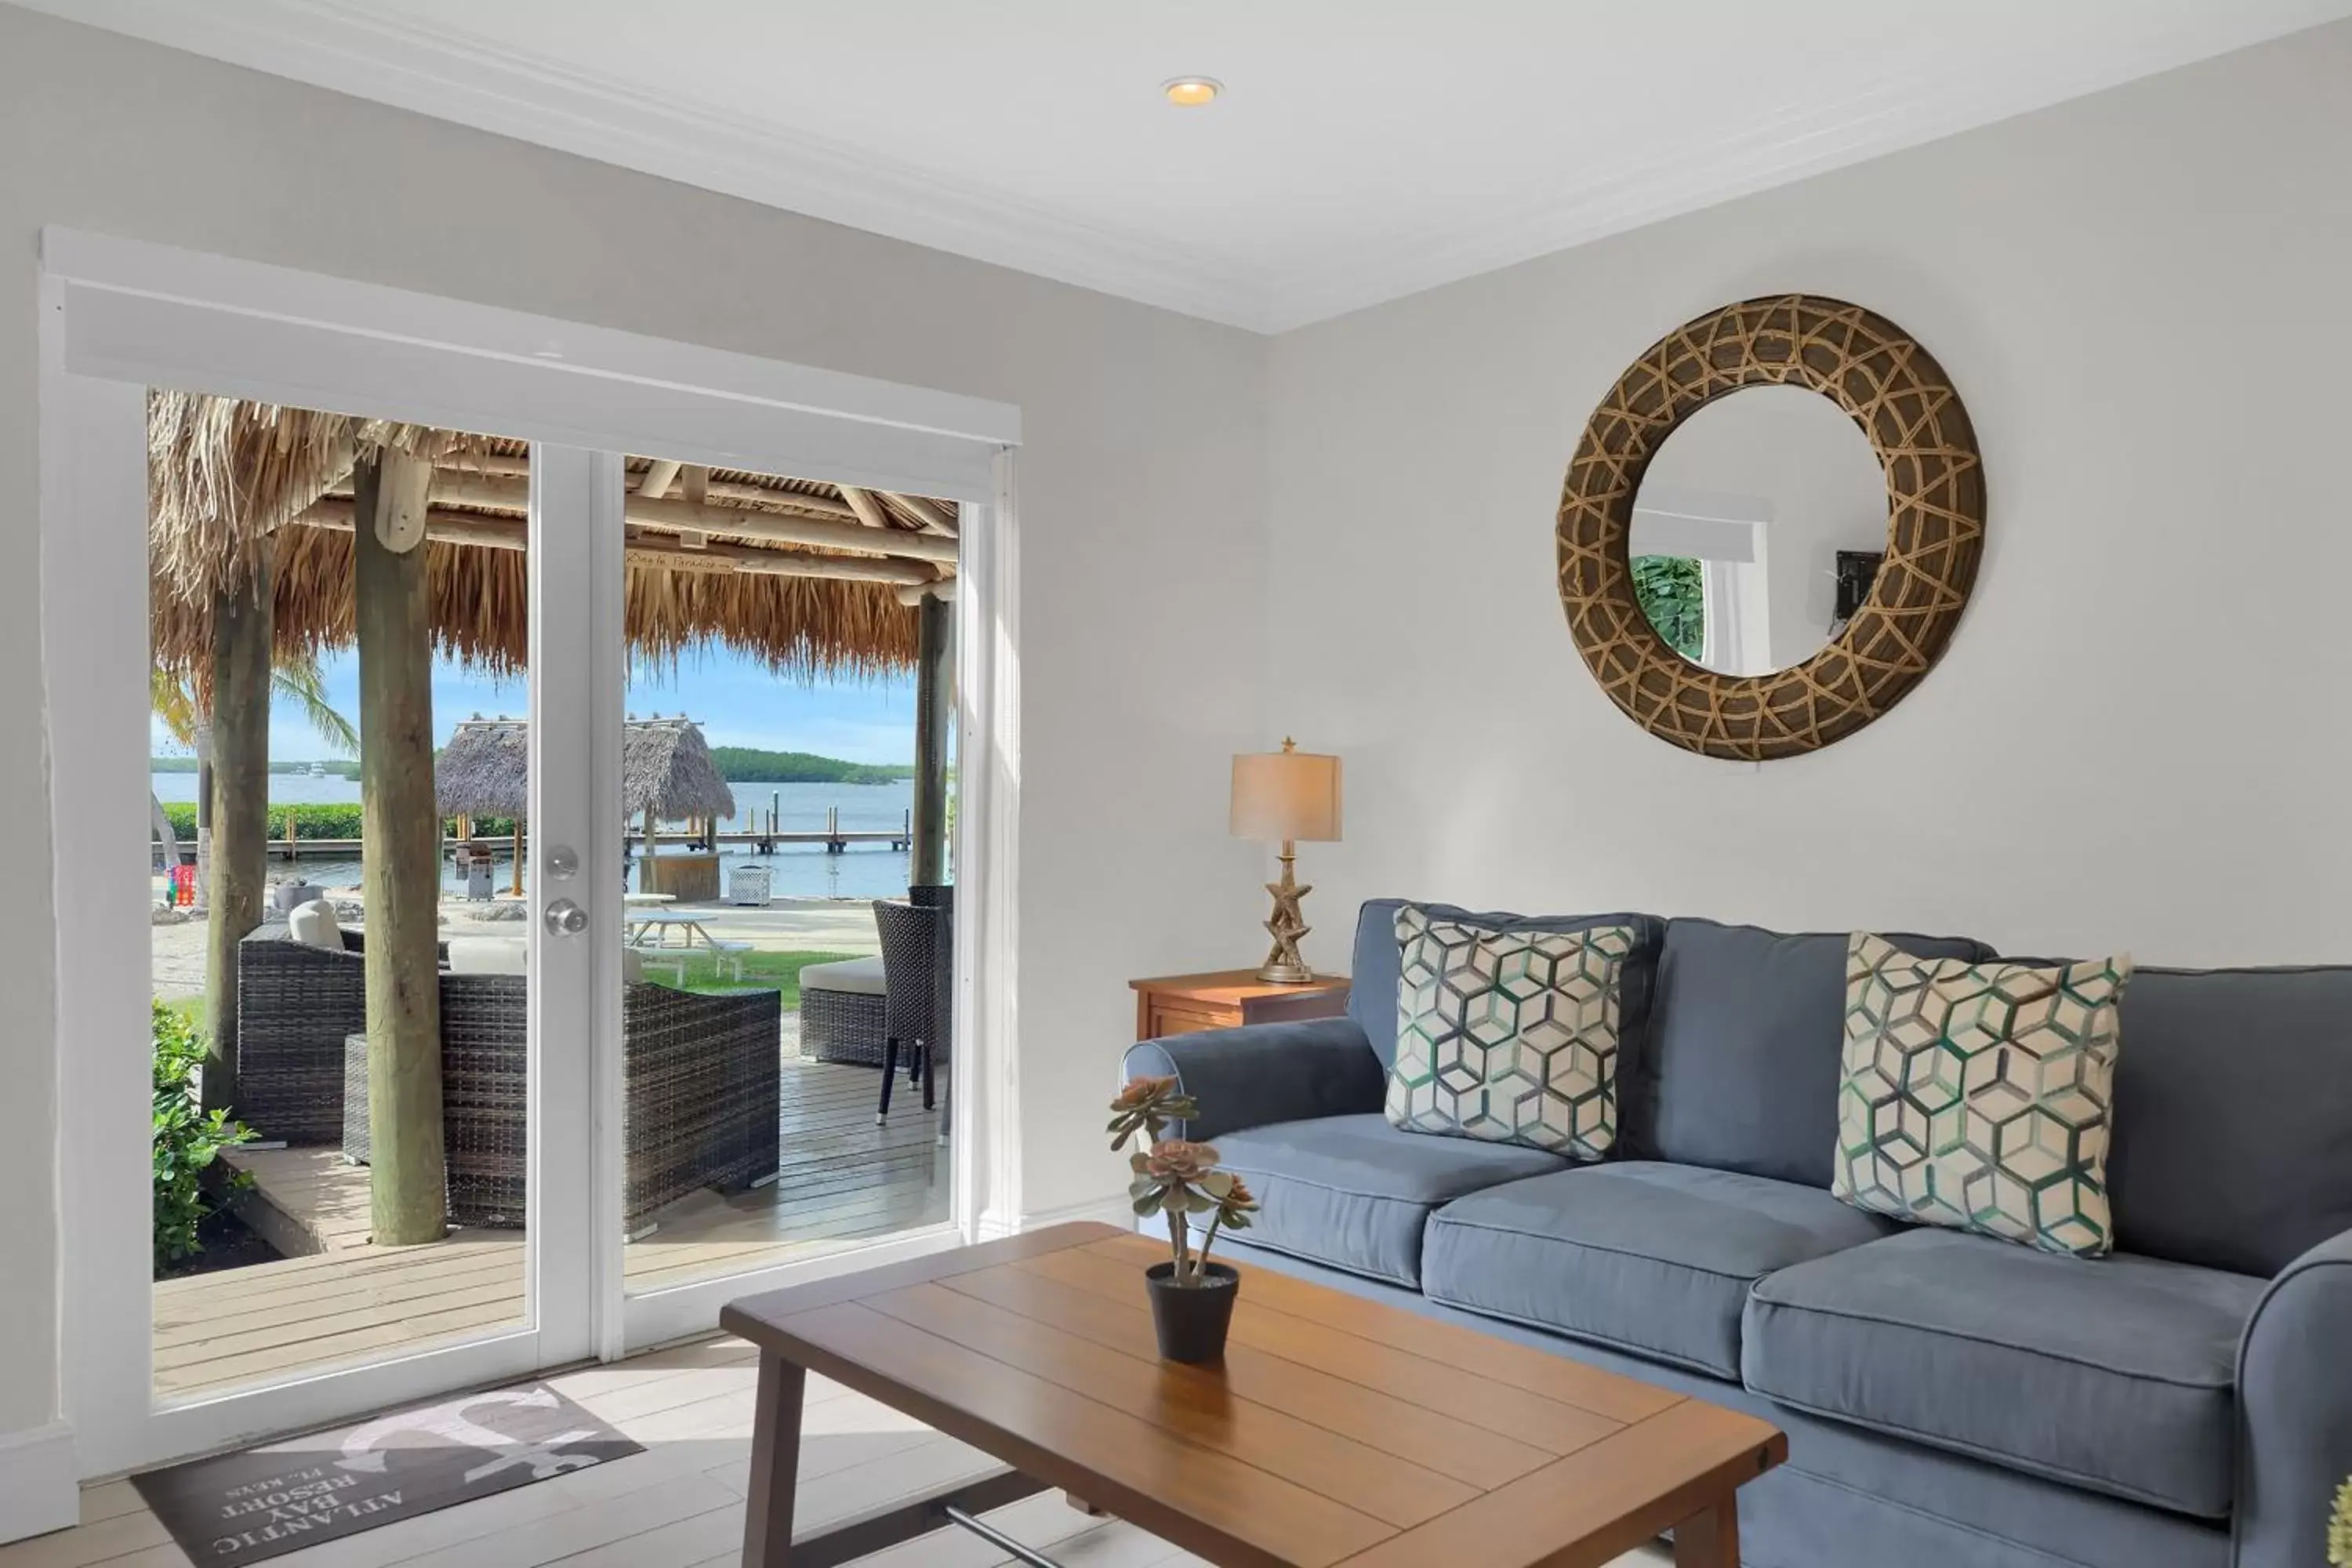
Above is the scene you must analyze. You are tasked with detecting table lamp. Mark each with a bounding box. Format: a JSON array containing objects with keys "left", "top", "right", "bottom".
[{"left": 1230, "top": 738, "right": 1343, "bottom": 983}]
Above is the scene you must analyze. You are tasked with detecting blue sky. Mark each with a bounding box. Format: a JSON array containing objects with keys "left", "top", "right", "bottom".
[{"left": 153, "top": 646, "right": 919, "bottom": 764}]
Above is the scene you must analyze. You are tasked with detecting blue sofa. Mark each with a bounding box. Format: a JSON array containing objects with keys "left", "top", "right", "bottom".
[{"left": 1123, "top": 900, "right": 2352, "bottom": 1568}]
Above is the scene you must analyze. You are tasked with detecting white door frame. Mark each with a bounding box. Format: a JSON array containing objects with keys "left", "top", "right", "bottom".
[{"left": 38, "top": 230, "right": 1022, "bottom": 1479}]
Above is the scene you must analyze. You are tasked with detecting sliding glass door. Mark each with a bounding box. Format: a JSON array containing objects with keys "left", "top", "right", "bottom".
[{"left": 45, "top": 232, "right": 1009, "bottom": 1475}]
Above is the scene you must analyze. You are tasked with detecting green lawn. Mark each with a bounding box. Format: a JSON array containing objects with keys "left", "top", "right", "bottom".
[{"left": 640, "top": 948, "right": 862, "bottom": 1008}]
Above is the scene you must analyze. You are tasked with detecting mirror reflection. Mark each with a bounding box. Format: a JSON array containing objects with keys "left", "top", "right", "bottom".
[{"left": 1629, "top": 385, "right": 1886, "bottom": 674}]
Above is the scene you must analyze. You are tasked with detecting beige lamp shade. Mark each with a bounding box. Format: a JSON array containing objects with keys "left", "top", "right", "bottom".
[{"left": 1230, "top": 742, "right": 1342, "bottom": 844}]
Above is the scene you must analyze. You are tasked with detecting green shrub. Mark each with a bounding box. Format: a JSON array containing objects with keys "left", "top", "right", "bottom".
[
  {"left": 156, "top": 802, "right": 517, "bottom": 842},
  {"left": 152, "top": 1000, "right": 255, "bottom": 1272}
]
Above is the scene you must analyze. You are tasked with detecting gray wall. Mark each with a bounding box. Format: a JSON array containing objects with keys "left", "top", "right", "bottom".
[
  {"left": 1265, "top": 20, "right": 2352, "bottom": 972},
  {"left": 0, "top": 6, "right": 1272, "bottom": 1444}
]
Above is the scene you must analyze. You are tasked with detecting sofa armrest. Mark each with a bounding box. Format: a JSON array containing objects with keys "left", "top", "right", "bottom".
[
  {"left": 1121, "top": 1016, "right": 1384, "bottom": 1142},
  {"left": 2234, "top": 1227, "right": 2352, "bottom": 1567}
]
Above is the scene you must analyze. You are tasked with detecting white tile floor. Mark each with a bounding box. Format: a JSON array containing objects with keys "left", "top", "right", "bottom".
[{"left": 1, "top": 1335, "right": 1674, "bottom": 1568}]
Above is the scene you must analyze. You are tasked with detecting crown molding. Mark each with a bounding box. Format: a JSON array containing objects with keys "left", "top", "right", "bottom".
[
  {"left": 1258, "top": 2, "right": 2352, "bottom": 328},
  {"left": 15, "top": 0, "right": 2347, "bottom": 335},
  {"left": 13, "top": 0, "right": 1287, "bottom": 330}
]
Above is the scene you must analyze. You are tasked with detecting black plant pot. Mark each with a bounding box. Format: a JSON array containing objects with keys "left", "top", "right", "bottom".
[{"left": 1144, "top": 1261, "right": 1240, "bottom": 1363}]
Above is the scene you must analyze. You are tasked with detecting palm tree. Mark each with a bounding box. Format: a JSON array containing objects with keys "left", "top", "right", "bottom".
[{"left": 153, "top": 655, "right": 358, "bottom": 900}]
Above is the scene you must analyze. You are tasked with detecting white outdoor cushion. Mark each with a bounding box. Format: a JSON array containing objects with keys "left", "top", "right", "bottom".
[
  {"left": 800, "top": 956, "right": 887, "bottom": 996},
  {"left": 287, "top": 898, "right": 342, "bottom": 952},
  {"left": 445, "top": 936, "right": 530, "bottom": 975}
]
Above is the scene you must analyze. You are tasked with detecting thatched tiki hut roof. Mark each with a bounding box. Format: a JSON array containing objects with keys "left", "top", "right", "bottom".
[
  {"left": 148, "top": 393, "right": 959, "bottom": 686},
  {"left": 436, "top": 717, "right": 737, "bottom": 823}
]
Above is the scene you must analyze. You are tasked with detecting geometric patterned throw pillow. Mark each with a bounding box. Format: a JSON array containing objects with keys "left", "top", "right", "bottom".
[
  {"left": 1383, "top": 905, "right": 1640, "bottom": 1158},
  {"left": 1832, "top": 932, "right": 2132, "bottom": 1258}
]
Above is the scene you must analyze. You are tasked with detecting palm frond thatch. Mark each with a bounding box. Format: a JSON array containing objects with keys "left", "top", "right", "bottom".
[
  {"left": 436, "top": 717, "right": 736, "bottom": 822},
  {"left": 148, "top": 395, "right": 926, "bottom": 683},
  {"left": 147, "top": 390, "right": 486, "bottom": 605}
]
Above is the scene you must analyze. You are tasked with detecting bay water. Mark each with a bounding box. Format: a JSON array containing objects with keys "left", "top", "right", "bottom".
[{"left": 151, "top": 773, "right": 918, "bottom": 901}]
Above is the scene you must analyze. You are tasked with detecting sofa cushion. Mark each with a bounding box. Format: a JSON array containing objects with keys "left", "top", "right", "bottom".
[
  {"left": 2096, "top": 964, "right": 2352, "bottom": 1278},
  {"left": 445, "top": 936, "right": 529, "bottom": 975},
  {"left": 1349, "top": 899, "right": 1664, "bottom": 1071},
  {"left": 1214, "top": 1112, "right": 1569, "bottom": 1287},
  {"left": 1743, "top": 1227, "right": 2264, "bottom": 1518},
  {"left": 287, "top": 898, "right": 342, "bottom": 951},
  {"left": 1423, "top": 1161, "right": 1896, "bottom": 1378},
  {"left": 1642, "top": 919, "right": 1993, "bottom": 1184},
  {"left": 1385, "top": 906, "right": 1645, "bottom": 1157},
  {"left": 1834, "top": 935, "right": 2132, "bottom": 1258},
  {"left": 800, "top": 955, "right": 887, "bottom": 996}
]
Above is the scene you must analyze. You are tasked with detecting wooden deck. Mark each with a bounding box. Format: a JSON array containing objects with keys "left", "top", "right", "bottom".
[{"left": 154, "top": 1056, "right": 947, "bottom": 1399}]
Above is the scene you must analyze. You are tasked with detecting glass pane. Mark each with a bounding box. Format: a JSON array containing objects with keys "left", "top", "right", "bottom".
[
  {"left": 148, "top": 396, "right": 530, "bottom": 1397},
  {"left": 615, "top": 456, "right": 957, "bottom": 1294}
]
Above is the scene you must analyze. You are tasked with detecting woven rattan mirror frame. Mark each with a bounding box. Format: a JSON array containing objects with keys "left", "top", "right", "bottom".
[{"left": 1555, "top": 295, "right": 1984, "bottom": 760}]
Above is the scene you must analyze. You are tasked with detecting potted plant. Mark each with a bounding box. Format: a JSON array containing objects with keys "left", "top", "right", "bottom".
[{"left": 1109, "top": 1075, "right": 1260, "bottom": 1363}]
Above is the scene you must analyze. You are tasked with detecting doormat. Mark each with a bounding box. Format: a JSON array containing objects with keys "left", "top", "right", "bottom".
[{"left": 132, "top": 1381, "right": 642, "bottom": 1563}]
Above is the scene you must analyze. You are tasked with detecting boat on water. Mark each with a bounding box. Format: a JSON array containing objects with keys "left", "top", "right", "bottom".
[{"left": 306, "top": 761, "right": 327, "bottom": 778}]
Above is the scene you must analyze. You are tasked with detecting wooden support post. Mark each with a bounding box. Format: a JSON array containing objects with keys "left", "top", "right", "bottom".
[
  {"left": 202, "top": 563, "right": 273, "bottom": 1116},
  {"left": 354, "top": 448, "right": 448, "bottom": 1248},
  {"left": 511, "top": 814, "right": 526, "bottom": 897},
  {"left": 285, "top": 805, "right": 298, "bottom": 862},
  {"left": 909, "top": 593, "right": 953, "bottom": 888}
]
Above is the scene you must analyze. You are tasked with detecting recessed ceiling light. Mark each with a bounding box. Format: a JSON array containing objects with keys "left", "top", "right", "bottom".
[{"left": 1162, "top": 76, "right": 1223, "bottom": 108}]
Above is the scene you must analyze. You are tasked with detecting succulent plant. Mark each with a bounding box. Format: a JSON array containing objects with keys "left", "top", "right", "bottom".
[{"left": 1109, "top": 1076, "right": 1258, "bottom": 1287}]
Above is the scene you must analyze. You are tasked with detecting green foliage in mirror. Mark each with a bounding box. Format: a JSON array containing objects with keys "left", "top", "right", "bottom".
[{"left": 1632, "top": 554, "right": 1705, "bottom": 661}]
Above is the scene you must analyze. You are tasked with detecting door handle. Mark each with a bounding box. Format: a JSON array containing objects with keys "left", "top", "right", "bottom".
[{"left": 544, "top": 898, "right": 589, "bottom": 937}]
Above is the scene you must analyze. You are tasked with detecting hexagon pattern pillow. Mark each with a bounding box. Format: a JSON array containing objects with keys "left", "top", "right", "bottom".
[
  {"left": 1834, "top": 933, "right": 2132, "bottom": 1257},
  {"left": 1384, "top": 906, "right": 1640, "bottom": 1156}
]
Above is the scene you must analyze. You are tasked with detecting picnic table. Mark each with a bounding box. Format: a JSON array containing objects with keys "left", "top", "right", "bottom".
[{"left": 625, "top": 908, "right": 753, "bottom": 982}]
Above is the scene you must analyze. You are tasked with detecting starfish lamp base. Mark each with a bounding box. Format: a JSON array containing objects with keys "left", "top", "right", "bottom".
[{"left": 1255, "top": 840, "right": 1316, "bottom": 985}]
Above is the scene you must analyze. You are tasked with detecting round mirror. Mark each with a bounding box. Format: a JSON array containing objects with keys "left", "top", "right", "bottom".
[
  {"left": 1628, "top": 385, "right": 1886, "bottom": 675},
  {"left": 1556, "top": 295, "right": 1984, "bottom": 760}
]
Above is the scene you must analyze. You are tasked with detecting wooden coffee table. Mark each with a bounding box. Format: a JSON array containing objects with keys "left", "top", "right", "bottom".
[{"left": 721, "top": 1223, "right": 1783, "bottom": 1567}]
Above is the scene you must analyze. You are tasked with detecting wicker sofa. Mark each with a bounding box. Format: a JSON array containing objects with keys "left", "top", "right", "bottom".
[{"left": 237, "top": 924, "right": 782, "bottom": 1234}]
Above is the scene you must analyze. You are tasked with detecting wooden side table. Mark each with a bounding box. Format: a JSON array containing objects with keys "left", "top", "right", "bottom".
[{"left": 1130, "top": 969, "right": 1351, "bottom": 1041}]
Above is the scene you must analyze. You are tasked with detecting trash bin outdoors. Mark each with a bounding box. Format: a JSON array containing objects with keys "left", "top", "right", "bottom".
[
  {"left": 728, "top": 864, "right": 772, "bottom": 906},
  {"left": 454, "top": 842, "right": 495, "bottom": 901}
]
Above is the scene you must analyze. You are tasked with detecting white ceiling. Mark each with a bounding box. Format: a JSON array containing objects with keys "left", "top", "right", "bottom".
[{"left": 24, "top": 0, "right": 2352, "bottom": 332}]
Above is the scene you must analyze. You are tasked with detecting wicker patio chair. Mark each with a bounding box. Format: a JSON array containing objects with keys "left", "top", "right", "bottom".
[
  {"left": 873, "top": 897, "right": 951, "bottom": 1125},
  {"left": 235, "top": 924, "right": 463, "bottom": 1144},
  {"left": 908, "top": 885, "right": 953, "bottom": 1139},
  {"left": 345, "top": 972, "right": 782, "bottom": 1234},
  {"left": 800, "top": 960, "right": 890, "bottom": 1065}
]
